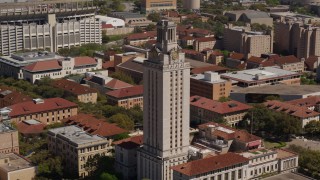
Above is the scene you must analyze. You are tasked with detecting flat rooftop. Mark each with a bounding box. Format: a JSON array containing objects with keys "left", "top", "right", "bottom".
[
  {"left": 221, "top": 67, "right": 299, "bottom": 83},
  {"left": 0, "top": 153, "right": 34, "bottom": 172},
  {"left": 241, "top": 148, "right": 276, "bottom": 159},
  {"left": 191, "top": 73, "right": 227, "bottom": 84},
  {"left": 0, "top": 51, "right": 63, "bottom": 67},
  {"left": 0, "top": 123, "right": 14, "bottom": 133},
  {"left": 111, "top": 12, "right": 145, "bottom": 19},
  {"left": 48, "top": 125, "right": 106, "bottom": 145},
  {"left": 232, "top": 84, "right": 320, "bottom": 95}
]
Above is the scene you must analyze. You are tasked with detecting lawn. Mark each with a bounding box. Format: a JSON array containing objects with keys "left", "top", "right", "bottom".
[{"left": 264, "top": 140, "right": 287, "bottom": 149}]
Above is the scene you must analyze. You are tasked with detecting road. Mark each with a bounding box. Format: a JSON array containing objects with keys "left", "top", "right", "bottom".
[{"left": 123, "top": 2, "right": 134, "bottom": 12}]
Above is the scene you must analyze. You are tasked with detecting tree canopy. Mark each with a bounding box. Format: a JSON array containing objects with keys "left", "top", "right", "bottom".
[{"left": 240, "top": 104, "right": 302, "bottom": 137}]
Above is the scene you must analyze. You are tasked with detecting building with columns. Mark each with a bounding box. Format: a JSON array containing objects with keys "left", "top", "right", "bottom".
[
  {"left": 0, "top": 0, "right": 101, "bottom": 55},
  {"left": 137, "top": 20, "right": 190, "bottom": 180}
]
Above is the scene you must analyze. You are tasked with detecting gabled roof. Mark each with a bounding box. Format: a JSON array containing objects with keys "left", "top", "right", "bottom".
[
  {"left": 8, "top": 98, "right": 77, "bottom": 117},
  {"left": 190, "top": 95, "right": 252, "bottom": 115},
  {"left": 62, "top": 113, "right": 127, "bottom": 137},
  {"left": 198, "top": 122, "right": 261, "bottom": 143},
  {"left": 190, "top": 65, "right": 228, "bottom": 74},
  {"left": 105, "top": 79, "right": 133, "bottom": 90},
  {"left": 113, "top": 135, "right": 143, "bottom": 149},
  {"left": 74, "top": 56, "right": 97, "bottom": 67},
  {"left": 264, "top": 100, "right": 320, "bottom": 118},
  {"left": 171, "top": 153, "right": 249, "bottom": 176},
  {"left": 194, "top": 37, "right": 216, "bottom": 42},
  {"left": 305, "top": 56, "right": 320, "bottom": 70},
  {"left": 272, "top": 55, "right": 300, "bottom": 65},
  {"left": 0, "top": 86, "right": 32, "bottom": 108},
  {"left": 51, "top": 79, "right": 98, "bottom": 95},
  {"left": 17, "top": 120, "right": 45, "bottom": 135},
  {"left": 106, "top": 85, "right": 143, "bottom": 99},
  {"left": 287, "top": 96, "right": 320, "bottom": 108},
  {"left": 23, "top": 60, "right": 62, "bottom": 72},
  {"left": 229, "top": 52, "right": 245, "bottom": 60}
]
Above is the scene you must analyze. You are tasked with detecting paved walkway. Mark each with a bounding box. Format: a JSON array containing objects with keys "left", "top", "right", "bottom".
[
  {"left": 287, "top": 139, "right": 320, "bottom": 151},
  {"left": 264, "top": 172, "right": 313, "bottom": 180}
]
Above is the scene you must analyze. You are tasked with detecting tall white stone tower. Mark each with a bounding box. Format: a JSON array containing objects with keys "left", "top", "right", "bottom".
[{"left": 137, "top": 20, "right": 190, "bottom": 180}]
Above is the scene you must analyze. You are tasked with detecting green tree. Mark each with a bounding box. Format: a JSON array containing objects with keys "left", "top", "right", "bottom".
[
  {"left": 241, "top": 104, "right": 302, "bottom": 136},
  {"left": 110, "top": 0, "right": 125, "bottom": 12},
  {"left": 266, "top": 0, "right": 280, "bottom": 6},
  {"left": 102, "top": 31, "right": 110, "bottom": 44},
  {"left": 99, "top": 173, "right": 118, "bottom": 180},
  {"left": 113, "top": 132, "right": 130, "bottom": 141},
  {"left": 288, "top": 144, "right": 320, "bottom": 179},
  {"left": 304, "top": 120, "right": 320, "bottom": 135},
  {"left": 218, "top": 96, "right": 230, "bottom": 102},
  {"left": 110, "top": 71, "right": 135, "bottom": 84},
  {"left": 147, "top": 12, "right": 161, "bottom": 22},
  {"left": 145, "top": 24, "right": 156, "bottom": 31},
  {"left": 108, "top": 113, "right": 134, "bottom": 130},
  {"left": 249, "top": 4, "right": 267, "bottom": 11}
]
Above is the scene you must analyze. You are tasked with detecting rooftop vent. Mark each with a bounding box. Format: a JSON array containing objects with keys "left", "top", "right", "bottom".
[{"left": 33, "top": 98, "right": 44, "bottom": 104}]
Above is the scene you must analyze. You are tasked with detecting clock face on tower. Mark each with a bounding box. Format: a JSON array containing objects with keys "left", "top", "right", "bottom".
[{"left": 171, "top": 49, "right": 179, "bottom": 60}]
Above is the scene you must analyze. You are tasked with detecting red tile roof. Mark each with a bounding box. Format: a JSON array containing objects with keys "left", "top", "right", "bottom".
[
  {"left": 181, "top": 49, "right": 202, "bottom": 56},
  {"left": 305, "top": 56, "right": 320, "bottom": 70},
  {"left": 0, "top": 86, "right": 32, "bottom": 108},
  {"left": 62, "top": 113, "right": 127, "bottom": 137},
  {"left": 23, "top": 60, "right": 62, "bottom": 72},
  {"left": 190, "top": 95, "right": 252, "bottom": 115},
  {"left": 105, "top": 79, "right": 133, "bottom": 90},
  {"left": 211, "top": 50, "right": 223, "bottom": 56},
  {"left": 106, "top": 85, "right": 143, "bottom": 99},
  {"left": 171, "top": 153, "right": 249, "bottom": 176},
  {"left": 229, "top": 53, "right": 245, "bottom": 60},
  {"left": 102, "top": 61, "right": 115, "bottom": 69},
  {"left": 52, "top": 79, "right": 98, "bottom": 95},
  {"left": 198, "top": 122, "right": 261, "bottom": 143},
  {"left": 264, "top": 100, "right": 320, "bottom": 118},
  {"left": 190, "top": 65, "right": 228, "bottom": 74},
  {"left": 247, "top": 56, "right": 265, "bottom": 64},
  {"left": 287, "top": 96, "right": 320, "bottom": 108},
  {"left": 272, "top": 55, "right": 300, "bottom": 65},
  {"left": 74, "top": 56, "right": 97, "bottom": 67},
  {"left": 102, "top": 24, "right": 113, "bottom": 29},
  {"left": 126, "top": 31, "right": 157, "bottom": 41},
  {"left": 113, "top": 135, "right": 143, "bottom": 149},
  {"left": 276, "top": 148, "right": 298, "bottom": 159},
  {"left": 17, "top": 120, "right": 45, "bottom": 135},
  {"left": 195, "top": 37, "right": 216, "bottom": 42},
  {"left": 8, "top": 98, "right": 77, "bottom": 117}
]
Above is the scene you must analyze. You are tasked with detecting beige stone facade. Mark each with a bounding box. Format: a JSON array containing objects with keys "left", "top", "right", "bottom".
[
  {"left": 193, "top": 37, "right": 216, "bottom": 52},
  {"left": 48, "top": 126, "right": 110, "bottom": 178},
  {"left": 190, "top": 72, "right": 232, "bottom": 101},
  {"left": 142, "top": 0, "right": 177, "bottom": 13},
  {"left": 223, "top": 24, "right": 273, "bottom": 58},
  {"left": 137, "top": 20, "right": 190, "bottom": 180},
  {"left": 10, "top": 106, "right": 78, "bottom": 125},
  {"left": 274, "top": 21, "right": 320, "bottom": 59},
  {"left": 0, "top": 153, "right": 36, "bottom": 180},
  {"left": 0, "top": 124, "right": 19, "bottom": 154}
]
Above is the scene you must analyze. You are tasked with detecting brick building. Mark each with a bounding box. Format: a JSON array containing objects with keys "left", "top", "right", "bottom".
[
  {"left": 190, "top": 72, "right": 232, "bottom": 101},
  {"left": 48, "top": 126, "right": 109, "bottom": 178},
  {"left": 106, "top": 85, "right": 144, "bottom": 109},
  {"left": 52, "top": 79, "right": 98, "bottom": 104},
  {"left": 1, "top": 98, "right": 78, "bottom": 125},
  {"left": 190, "top": 96, "right": 252, "bottom": 126},
  {"left": 0, "top": 123, "right": 19, "bottom": 154}
]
